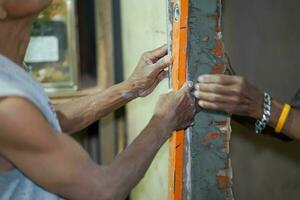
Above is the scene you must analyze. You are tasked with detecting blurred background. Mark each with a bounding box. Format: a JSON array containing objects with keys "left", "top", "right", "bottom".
[{"left": 29, "top": 0, "right": 300, "bottom": 199}]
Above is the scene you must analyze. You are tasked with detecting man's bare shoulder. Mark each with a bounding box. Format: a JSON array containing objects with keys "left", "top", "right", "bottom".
[
  {"left": 0, "top": 97, "right": 56, "bottom": 151},
  {"left": 0, "top": 96, "right": 41, "bottom": 130}
]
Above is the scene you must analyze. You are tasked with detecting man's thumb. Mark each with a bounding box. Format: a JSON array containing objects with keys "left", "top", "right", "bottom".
[{"left": 180, "top": 81, "right": 194, "bottom": 93}]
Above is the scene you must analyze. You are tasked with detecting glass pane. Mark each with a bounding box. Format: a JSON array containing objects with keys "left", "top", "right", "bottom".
[{"left": 25, "top": 0, "right": 78, "bottom": 94}]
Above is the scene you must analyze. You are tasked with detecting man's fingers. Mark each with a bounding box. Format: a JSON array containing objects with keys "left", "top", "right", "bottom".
[
  {"left": 158, "top": 70, "right": 168, "bottom": 81},
  {"left": 152, "top": 55, "right": 172, "bottom": 72},
  {"left": 140, "top": 71, "right": 168, "bottom": 97},
  {"left": 147, "top": 44, "right": 168, "bottom": 62},
  {"left": 198, "top": 74, "right": 238, "bottom": 85},
  {"left": 194, "top": 90, "right": 241, "bottom": 104},
  {"left": 187, "top": 81, "right": 194, "bottom": 90},
  {"left": 198, "top": 100, "right": 250, "bottom": 116},
  {"left": 178, "top": 81, "right": 195, "bottom": 107},
  {"left": 195, "top": 83, "right": 232, "bottom": 95},
  {"left": 179, "top": 81, "right": 194, "bottom": 94},
  {"left": 198, "top": 100, "right": 227, "bottom": 111}
]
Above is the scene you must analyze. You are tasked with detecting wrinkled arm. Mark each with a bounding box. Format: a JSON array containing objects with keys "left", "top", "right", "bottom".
[
  {"left": 0, "top": 97, "right": 171, "bottom": 200},
  {"left": 55, "top": 81, "right": 136, "bottom": 134},
  {"left": 56, "top": 45, "right": 171, "bottom": 134},
  {"left": 0, "top": 85, "right": 194, "bottom": 200}
]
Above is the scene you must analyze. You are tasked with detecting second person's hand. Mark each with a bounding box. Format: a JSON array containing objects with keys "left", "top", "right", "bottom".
[{"left": 193, "top": 75, "right": 264, "bottom": 119}]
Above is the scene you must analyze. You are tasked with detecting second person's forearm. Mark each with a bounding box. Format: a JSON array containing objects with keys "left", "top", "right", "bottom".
[{"left": 268, "top": 100, "right": 300, "bottom": 140}]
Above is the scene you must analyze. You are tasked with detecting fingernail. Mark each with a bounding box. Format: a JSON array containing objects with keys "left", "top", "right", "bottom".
[
  {"left": 198, "top": 75, "right": 205, "bottom": 82},
  {"left": 187, "top": 81, "right": 194, "bottom": 89},
  {"left": 193, "top": 91, "right": 200, "bottom": 98},
  {"left": 199, "top": 101, "right": 204, "bottom": 107}
]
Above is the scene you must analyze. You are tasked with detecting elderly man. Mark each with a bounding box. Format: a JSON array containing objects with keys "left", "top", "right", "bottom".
[{"left": 0, "top": 0, "right": 195, "bottom": 199}]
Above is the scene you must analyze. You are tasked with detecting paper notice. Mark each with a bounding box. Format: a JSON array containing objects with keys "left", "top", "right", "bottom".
[{"left": 25, "top": 36, "right": 59, "bottom": 63}]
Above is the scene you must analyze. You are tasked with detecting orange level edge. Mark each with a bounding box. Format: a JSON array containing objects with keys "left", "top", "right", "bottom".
[{"left": 168, "top": 1, "right": 189, "bottom": 200}]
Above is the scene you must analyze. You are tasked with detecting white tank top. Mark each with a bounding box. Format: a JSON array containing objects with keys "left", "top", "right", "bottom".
[{"left": 0, "top": 54, "right": 64, "bottom": 200}]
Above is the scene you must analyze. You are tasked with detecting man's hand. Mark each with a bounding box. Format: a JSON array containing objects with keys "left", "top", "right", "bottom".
[
  {"left": 193, "top": 75, "right": 264, "bottom": 119},
  {"left": 154, "top": 82, "right": 195, "bottom": 139},
  {"left": 55, "top": 45, "right": 171, "bottom": 134},
  {"left": 127, "top": 45, "right": 172, "bottom": 97}
]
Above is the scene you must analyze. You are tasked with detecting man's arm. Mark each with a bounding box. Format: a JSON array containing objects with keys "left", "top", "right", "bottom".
[
  {"left": 55, "top": 45, "right": 171, "bottom": 134},
  {"left": 267, "top": 100, "right": 300, "bottom": 139},
  {"left": 55, "top": 81, "right": 138, "bottom": 134},
  {"left": 0, "top": 84, "right": 194, "bottom": 200}
]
